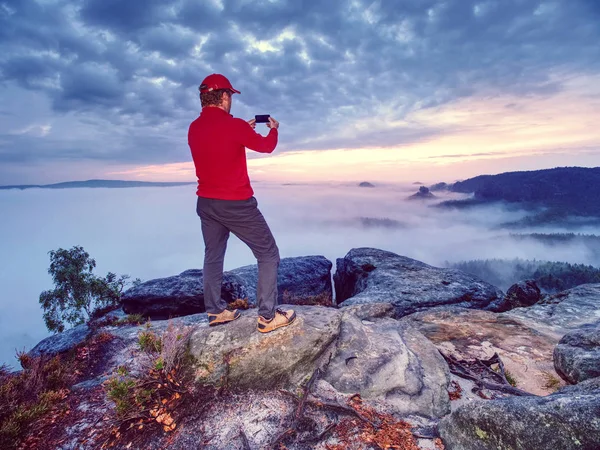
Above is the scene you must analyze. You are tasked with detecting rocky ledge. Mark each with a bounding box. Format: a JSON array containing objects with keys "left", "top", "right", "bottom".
[
  {"left": 439, "top": 377, "right": 600, "bottom": 449},
  {"left": 554, "top": 321, "right": 600, "bottom": 384},
  {"left": 334, "top": 248, "right": 504, "bottom": 316},
  {"left": 26, "top": 303, "right": 450, "bottom": 449},
  {"left": 122, "top": 255, "right": 333, "bottom": 318},
  {"left": 17, "top": 248, "right": 600, "bottom": 449}
]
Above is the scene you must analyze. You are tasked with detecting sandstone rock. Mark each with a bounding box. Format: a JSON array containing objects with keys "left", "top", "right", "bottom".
[
  {"left": 488, "top": 279, "right": 541, "bottom": 312},
  {"left": 339, "top": 302, "right": 396, "bottom": 321},
  {"left": 438, "top": 377, "right": 600, "bottom": 450},
  {"left": 230, "top": 255, "right": 333, "bottom": 306},
  {"left": 29, "top": 323, "right": 91, "bottom": 358},
  {"left": 189, "top": 306, "right": 342, "bottom": 389},
  {"left": 122, "top": 256, "right": 334, "bottom": 318},
  {"left": 507, "top": 279, "right": 541, "bottom": 306},
  {"left": 29, "top": 304, "right": 453, "bottom": 449},
  {"left": 408, "top": 186, "right": 436, "bottom": 200},
  {"left": 325, "top": 305, "right": 450, "bottom": 418},
  {"left": 505, "top": 283, "right": 600, "bottom": 334},
  {"left": 334, "top": 248, "right": 503, "bottom": 317},
  {"left": 122, "top": 269, "right": 248, "bottom": 319},
  {"left": 554, "top": 322, "right": 600, "bottom": 384},
  {"left": 401, "top": 307, "right": 565, "bottom": 396}
]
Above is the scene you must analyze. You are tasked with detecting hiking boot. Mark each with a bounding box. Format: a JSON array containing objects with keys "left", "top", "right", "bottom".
[
  {"left": 208, "top": 309, "right": 241, "bottom": 326},
  {"left": 257, "top": 308, "right": 296, "bottom": 333}
]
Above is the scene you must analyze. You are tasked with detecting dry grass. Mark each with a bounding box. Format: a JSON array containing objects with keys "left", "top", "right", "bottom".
[
  {"left": 541, "top": 371, "right": 562, "bottom": 391},
  {"left": 91, "top": 313, "right": 146, "bottom": 329},
  {"left": 448, "top": 380, "right": 463, "bottom": 400},
  {"left": 160, "top": 322, "right": 194, "bottom": 374},
  {"left": 138, "top": 330, "right": 162, "bottom": 353},
  {"left": 332, "top": 394, "right": 419, "bottom": 450},
  {"left": 1, "top": 332, "right": 115, "bottom": 449},
  {"left": 103, "top": 322, "right": 195, "bottom": 444},
  {"left": 282, "top": 290, "right": 334, "bottom": 307},
  {"left": 227, "top": 298, "right": 253, "bottom": 310},
  {"left": 504, "top": 369, "right": 518, "bottom": 387},
  {"left": 1, "top": 355, "right": 72, "bottom": 448}
]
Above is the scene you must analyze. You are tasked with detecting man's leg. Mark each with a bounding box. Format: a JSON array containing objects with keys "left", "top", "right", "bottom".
[
  {"left": 211, "top": 197, "right": 280, "bottom": 320},
  {"left": 196, "top": 196, "right": 230, "bottom": 315}
]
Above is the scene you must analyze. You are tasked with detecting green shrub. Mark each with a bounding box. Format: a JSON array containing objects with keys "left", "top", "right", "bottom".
[
  {"left": 118, "top": 314, "right": 145, "bottom": 325},
  {"left": 106, "top": 377, "right": 137, "bottom": 417}
]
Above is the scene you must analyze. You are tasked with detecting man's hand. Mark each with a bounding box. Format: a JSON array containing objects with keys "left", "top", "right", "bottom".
[
  {"left": 247, "top": 118, "right": 256, "bottom": 129},
  {"left": 267, "top": 117, "right": 279, "bottom": 130}
]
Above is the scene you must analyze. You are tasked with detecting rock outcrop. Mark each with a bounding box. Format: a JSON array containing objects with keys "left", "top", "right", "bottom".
[
  {"left": 504, "top": 283, "right": 600, "bottom": 333},
  {"left": 189, "top": 306, "right": 341, "bottom": 389},
  {"left": 230, "top": 255, "right": 333, "bottom": 305},
  {"left": 438, "top": 377, "right": 600, "bottom": 450},
  {"left": 29, "top": 323, "right": 91, "bottom": 358},
  {"left": 334, "top": 248, "right": 504, "bottom": 317},
  {"left": 408, "top": 186, "right": 436, "bottom": 200},
  {"left": 554, "top": 322, "right": 600, "bottom": 384},
  {"left": 19, "top": 253, "right": 600, "bottom": 449},
  {"left": 24, "top": 303, "right": 454, "bottom": 449},
  {"left": 489, "top": 279, "right": 541, "bottom": 312},
  {"left": 122, "top": 269, "right": 248, "bottom": 319},
  {"left": 401, "top": 306, "right": 564, "bottom": 395},
  {"left": 187, "top": 303, "right": 450, "bottom": 419},
  {"left": 324, "top": 304, "right": 450, "bottom": 418},
  {"left": 122, "top": 256, "right": 334, "bottom": 318}
]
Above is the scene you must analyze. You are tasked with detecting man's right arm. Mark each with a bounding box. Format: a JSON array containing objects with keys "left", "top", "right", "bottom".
[{"left": 234, "top": 118, "right": 278, "bottom": 154}]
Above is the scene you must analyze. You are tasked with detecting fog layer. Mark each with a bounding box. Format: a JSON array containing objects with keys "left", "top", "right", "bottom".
[{"left": 1, "top": 182, "right": 599, "bottom": 368}]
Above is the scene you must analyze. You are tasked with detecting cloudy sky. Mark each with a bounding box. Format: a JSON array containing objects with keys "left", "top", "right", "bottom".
[{"left": 1, "top": 0, "right": 599, "bottom": 185}]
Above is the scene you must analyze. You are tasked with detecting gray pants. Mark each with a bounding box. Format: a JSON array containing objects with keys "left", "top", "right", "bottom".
[{"left": 196, "top": 196, "right": 280, "bottom": 320}]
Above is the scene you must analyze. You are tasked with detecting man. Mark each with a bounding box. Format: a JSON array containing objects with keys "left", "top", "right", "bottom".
[{"left": 188, "top": 73, "right": 296, "bottom": 333}]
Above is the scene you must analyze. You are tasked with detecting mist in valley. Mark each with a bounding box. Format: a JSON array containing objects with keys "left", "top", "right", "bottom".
[{"left": 1, "top": 182, "right": 599, "bottom": 368}]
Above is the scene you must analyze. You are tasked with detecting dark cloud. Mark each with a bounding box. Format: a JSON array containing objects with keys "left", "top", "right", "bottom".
[
  {"left": 79, "top": 0, "right": 171, "bottom": 34},
  {"left": 136, "top": 24, "right": 198, "bottom": 58},
  {"left": 56, "top": 63, "right": 125, "bottom": 110},
  {"left": 1, "top": 54, "right": 63, "bottom": 90},
  {"left": 0, "top": 0, "right": 599, "bottom": 181}
]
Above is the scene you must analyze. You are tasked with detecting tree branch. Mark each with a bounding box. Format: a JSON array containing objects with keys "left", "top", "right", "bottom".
[{"left": 439, "top": 351, "right": 535, "bottom": 397}]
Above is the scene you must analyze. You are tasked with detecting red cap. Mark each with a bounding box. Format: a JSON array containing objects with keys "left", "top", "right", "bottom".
[{"left": 199, "top": 74, "right": 241, "bottom": 94}]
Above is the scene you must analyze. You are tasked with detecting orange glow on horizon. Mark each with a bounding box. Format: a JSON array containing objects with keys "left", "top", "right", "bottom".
[{"left": 106, "top": 73, "right": 600, "bottom": 184}]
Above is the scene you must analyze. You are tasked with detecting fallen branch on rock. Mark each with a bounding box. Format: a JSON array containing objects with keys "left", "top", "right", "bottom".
[
  {"left": 439, "top": 351, "right": 535, "bottom": 397},
  {"left": 307, "top": 397, "right": 378, "bottom": 428},
  {"left": 277, "top": 385, "right": 421, "bottom": 448},
  {"left": 270, "top": 367, "right": 321, "bottom": 448},
  {"left": 238, "top": 428, "right": 251, "bottom": 450}
]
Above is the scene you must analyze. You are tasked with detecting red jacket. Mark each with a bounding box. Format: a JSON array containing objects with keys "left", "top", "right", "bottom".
[{"left": 188, "top": 107, "right": 278, "bottom": 200}]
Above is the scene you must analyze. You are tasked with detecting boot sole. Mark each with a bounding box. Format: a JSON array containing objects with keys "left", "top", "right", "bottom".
[
  {"left": 209, "top": 311, "right": 241, "bottom": 326},
  {"left": 257, "top": 311, "right": 297, "bottom": 333}
]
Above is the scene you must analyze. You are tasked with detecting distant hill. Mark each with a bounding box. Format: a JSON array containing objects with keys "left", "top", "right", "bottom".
[
  {"left": 448, "top": 257, "right": 600, "bottom": 293},
  {"left": 434, "top": 166, "right": 600, "bottom": 224},
  {"left": 0, "top": 180, "right": 196, "bottom": 190}
]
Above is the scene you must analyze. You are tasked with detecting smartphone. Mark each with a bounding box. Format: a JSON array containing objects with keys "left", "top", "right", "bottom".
[{"left": 255, "top": 114, "right": 270, "bottom": 123}]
